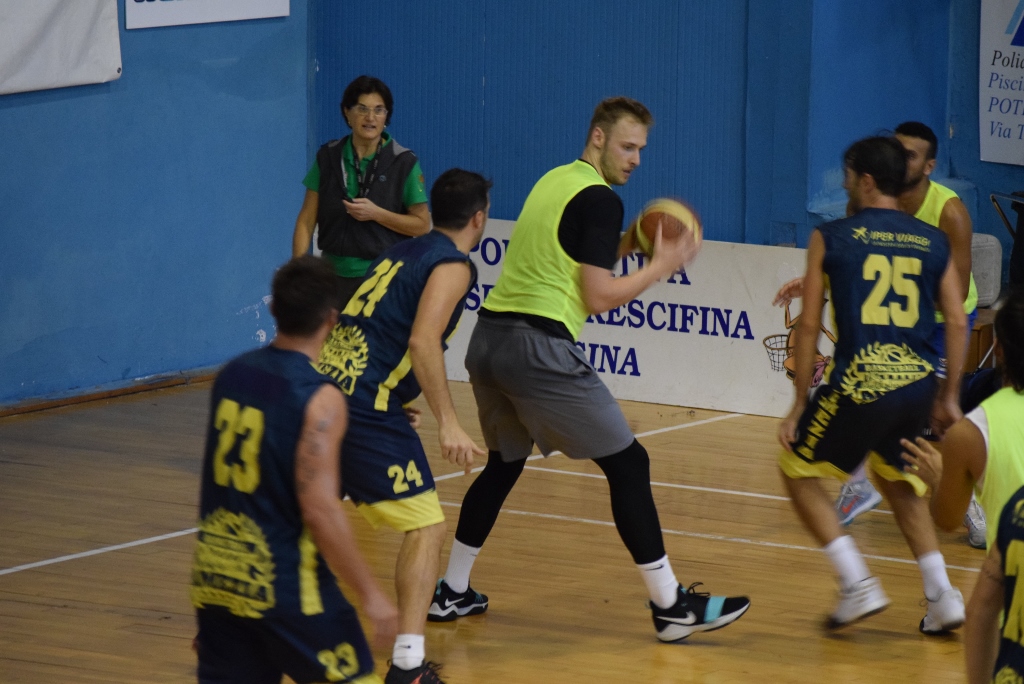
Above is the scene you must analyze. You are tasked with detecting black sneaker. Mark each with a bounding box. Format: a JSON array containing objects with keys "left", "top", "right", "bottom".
[
  {"left": 427, "top": 579, "right": 488, "bottom": 622},
  {"left": 650, "top": 582, "right": 751, "bottom": 642},
  {"left": 384, "top": 661, "right": 446, "bottom": 684}
]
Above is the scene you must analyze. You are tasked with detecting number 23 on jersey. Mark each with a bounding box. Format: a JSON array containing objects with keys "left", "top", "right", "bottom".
[{"left": 211, "top": 398, "right": 265, "bottom": 493}]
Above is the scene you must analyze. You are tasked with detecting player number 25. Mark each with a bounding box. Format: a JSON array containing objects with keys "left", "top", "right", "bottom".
[
  {"left": 343, "top": 258, "right": 405, "bottom": 318},
  {"left": 211, "top": 398, "right": 264, "bottom": 493},
  {"left": 860, "top": 254, "right": 921, "bottom": 328},
  {"left": 388, "top": 460, "right": 425, "bottom": 494}
]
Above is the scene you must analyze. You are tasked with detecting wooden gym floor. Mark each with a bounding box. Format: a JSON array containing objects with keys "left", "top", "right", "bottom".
[{"left": 0, "top": 381, "right": 982, "bottom": 683}]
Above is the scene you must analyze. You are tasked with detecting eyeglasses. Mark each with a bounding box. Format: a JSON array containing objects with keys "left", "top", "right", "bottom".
[{"left": 351, "top": 104, "right": 387, "bottom": 118}]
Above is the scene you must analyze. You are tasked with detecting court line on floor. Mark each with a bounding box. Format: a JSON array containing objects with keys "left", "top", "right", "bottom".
[
  {"left": 437, "top": 502, "right": 979, "bottom": 574},
  {"left": 0, "top": 412, "right": 907, "bottom": 577},
  {"left": 0, "top": 528, "right": 199, "bottom": 577}
]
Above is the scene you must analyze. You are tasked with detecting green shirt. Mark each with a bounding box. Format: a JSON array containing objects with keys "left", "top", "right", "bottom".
[{"left": 302, "top": 133, "right": 427, "bottom": 208}]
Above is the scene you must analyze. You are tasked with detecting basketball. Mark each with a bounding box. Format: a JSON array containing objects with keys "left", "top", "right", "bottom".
[{"left": 630, "top": 198, "right": 703, "bottom": 257}]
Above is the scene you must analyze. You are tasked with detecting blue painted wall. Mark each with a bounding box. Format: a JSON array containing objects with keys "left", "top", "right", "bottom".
[
  {"left": 806, "top": 0, "right": 951, "bottom": 221},
  {"left": 0, "top": 1, "right": 309, "bottom": 404},
  {"left": 3, "top": 0, "right": 1021, "bottom": 407},
  {"left": 310, "top": 1, "right": 749, "bottom": 243}
]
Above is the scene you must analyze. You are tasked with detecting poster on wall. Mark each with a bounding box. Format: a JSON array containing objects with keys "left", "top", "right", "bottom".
[
  {"left": 980, "top": 0, "right": 1024, "bottom": 165},
  {"left": 444, "top": 220, "right": 831, "bottom": 419},
  {"left": 0, "top": 0, "right": 121, "bottom": 96},
  {"left": 126, "top": 0, "right": 289, "bottom": 30}
]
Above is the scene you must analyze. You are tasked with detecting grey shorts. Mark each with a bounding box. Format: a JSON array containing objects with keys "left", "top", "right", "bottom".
[{"left": 465, "top": 316, "right": 635, "bottom": 462}]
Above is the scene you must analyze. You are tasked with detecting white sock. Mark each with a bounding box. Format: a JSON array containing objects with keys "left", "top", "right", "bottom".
[
  {"left": 824, "top": 535, "right": 871, "bottom": 590},
  {"left": 847, "top": 462, "right": 868, "bottom": 484},
  {"left": 918, "top": 551, "right": 953, "bottom": 601},
  {"left": 443, "top": 540, "right": 480, "bottom": 594},
  {"left": 638, "top": 556, "right": 679, "bottom": 609},
  {"left": 391, "top": 633, "right": 424, "bottom": 671}
]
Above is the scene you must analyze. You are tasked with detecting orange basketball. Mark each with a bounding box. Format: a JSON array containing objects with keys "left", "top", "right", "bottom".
[{"left": 630, "top": 198, "right": 703, "bottom": 257}]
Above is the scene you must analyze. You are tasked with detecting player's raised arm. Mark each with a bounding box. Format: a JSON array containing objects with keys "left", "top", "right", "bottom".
[
  {"left": 409, "top": 261, "right": 485, "bottom": 472},
  {"left": 295, "top": 383, "right": 398, "bottom": 649}
]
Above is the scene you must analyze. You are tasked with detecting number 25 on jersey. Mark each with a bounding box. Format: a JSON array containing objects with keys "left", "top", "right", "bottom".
[{"left": 861, "top": 254, "right": 921, "bottom": 328}]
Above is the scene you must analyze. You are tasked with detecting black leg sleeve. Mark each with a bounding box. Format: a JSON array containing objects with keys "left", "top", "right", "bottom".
[
  {"left": 593, "top": 439, "right": 667, "bottom": 565},
  {"left": 453, "top": 450, "right": 526, "bottom": 548}
]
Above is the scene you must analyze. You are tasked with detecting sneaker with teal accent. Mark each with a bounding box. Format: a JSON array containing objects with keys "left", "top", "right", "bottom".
[
  {"left": 835, "top": 479, "right": 883, "bottom": 526},
  {"left": 650, "top": 582, "right": 751, "bottom": 642},
  {"left": 427, "top": 579, "right": 488, "bottom": 622}
]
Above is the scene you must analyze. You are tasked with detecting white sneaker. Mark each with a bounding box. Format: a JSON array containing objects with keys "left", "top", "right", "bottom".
[
  {"left": 965, "top": 497, "right": 987, "bottom": 549},
  {"left": 920, "top": 588, "right": 965, "bottom": 634},
  {"left": 826, "top": 577, "right": 890, "bottom": 629}
]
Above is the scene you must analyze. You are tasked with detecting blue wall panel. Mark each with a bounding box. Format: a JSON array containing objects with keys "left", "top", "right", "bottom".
[
  {"left": 312, "top": 1, "right": 748, "bottom": 241},
  {"left": 0, "top": 1, "right": 309, "bottom": 404},
  {"left": 807, "top": 0, "right": 951, "bottom": 214}
]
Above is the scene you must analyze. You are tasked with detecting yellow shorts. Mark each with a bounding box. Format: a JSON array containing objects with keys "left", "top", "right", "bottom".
[{"left": 355, "top": 489, "right": 445, "bottom": 532}]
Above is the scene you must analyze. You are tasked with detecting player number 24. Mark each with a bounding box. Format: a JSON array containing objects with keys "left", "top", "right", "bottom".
[
  {"left": 388, "top": 460, "right": 424, "bottom": 494},
  {"left": 343, "top": 258, "right": 405, "bottom": 318},
  {"left": 860, "top": 254, "right": 921, "bottom": 328},
  {"left": 211, "top": 398, "right": 264, "bottom": 494}
]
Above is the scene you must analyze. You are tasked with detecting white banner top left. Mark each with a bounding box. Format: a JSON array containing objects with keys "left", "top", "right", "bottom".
[
  {"left": 0, "top": 0, "right": 121, "bottom": 96},
  {"left": 126, "top": 0, "right": 290, "bottom": 30}
]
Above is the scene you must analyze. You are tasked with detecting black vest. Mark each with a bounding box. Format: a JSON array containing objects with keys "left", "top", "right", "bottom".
[{"left": 315, "top": 136, "right": 419, "bottom": 261}]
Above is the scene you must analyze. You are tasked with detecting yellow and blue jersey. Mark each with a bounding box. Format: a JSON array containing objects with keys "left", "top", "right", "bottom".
[
  {"left": 318, "top": 230, "right": 476, "bottom": 413},
  {"left": 820, "top": 208, "right": 949, "bottom": 404},
  {"left": 190, "top": 346, "right": 343, "bottom": 619},
  {"left": 994, "top": 485, "right": 1024, "bottom": 683}
]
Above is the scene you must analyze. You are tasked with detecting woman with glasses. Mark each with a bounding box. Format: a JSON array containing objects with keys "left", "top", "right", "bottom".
[{"left": 293, "top": 75, "right": 430, "bottom": 305}]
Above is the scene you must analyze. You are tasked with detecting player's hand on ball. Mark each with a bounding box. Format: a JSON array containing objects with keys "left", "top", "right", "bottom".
[
  {"left": 900, "top": 437, "right": 942, "bottom": 491},
  {"left": 361, "top": 587, "right": 399, "bottom": 652},
  {"left": 651, "top": 221, "right": 699, "bottom": 277},
  {"left": 342, "top": 197, "right": 381, "bottom": 222},
  {"left": 440, "top": 423, "right": 486, "bottom": 474}
]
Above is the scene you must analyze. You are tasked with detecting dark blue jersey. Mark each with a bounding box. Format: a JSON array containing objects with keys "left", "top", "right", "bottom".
[
  {"left": 994, "top": 485, "right": 1024, "bottom": 682},
  {"left": 318, "top": 230, "right": 476, "bottom": 413},
  {"left": 820, "top": 208, "right": 949, "bottom": 404},
  {"left": 190, "top": 346, "right": 339, "bottom": 618}
]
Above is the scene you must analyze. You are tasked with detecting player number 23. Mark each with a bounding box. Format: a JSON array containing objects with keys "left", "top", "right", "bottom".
[
  {"left": 211, "top": 398, "right": 264, "bottom": 493},
  {"left": 388, "top": 460, "right": 424, "bottom": 494},
  {"left": 317, "top": 642, "right": 360, "bottom": 681},
  {"left": 860, "top": 254, "right": 921, "bottom": 328}
]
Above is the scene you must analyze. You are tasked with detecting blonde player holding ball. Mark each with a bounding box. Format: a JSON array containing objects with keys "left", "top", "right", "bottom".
[{"left": 429, "top": 97, "right": 751, "bottom": 642}]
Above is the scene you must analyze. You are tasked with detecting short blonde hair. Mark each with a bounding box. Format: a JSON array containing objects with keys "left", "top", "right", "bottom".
[{"left": 587, "top": 96, "right": 653, "bottom": 141}]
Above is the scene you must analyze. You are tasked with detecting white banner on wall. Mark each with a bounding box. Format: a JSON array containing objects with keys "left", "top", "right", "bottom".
[
  {"left": 980, "top": 0, "right": 1024, "bottom": 165},
  {"left": 0, "top": 0, "right": 121, "bottom": 96},
  {"left": 445, "top": 220, "right": 833, "bottom": 419},
  {"left": 126, "top": 0, "right": 289, "bottom": 30}
]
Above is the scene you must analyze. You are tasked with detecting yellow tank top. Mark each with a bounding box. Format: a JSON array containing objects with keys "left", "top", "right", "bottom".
[
  {"left": 975, "top": 387, "right": 1024, "bottom": 549},
  {"left": 483, "top": 161, "right": 606, "bottom": 340},
  {"left": 914, "top": 181, "right": 978, "bottom": 318}
]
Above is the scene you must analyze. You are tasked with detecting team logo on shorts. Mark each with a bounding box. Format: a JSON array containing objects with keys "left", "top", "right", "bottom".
[
  {"left": 191, "top": 508, "right": 276, "bottom": 618},
  {"left": 840, "top": 342, "right": 933, "bottom": 403},
  {"left": 318, "top": 324, "right": 370, "bottom": 395}
]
